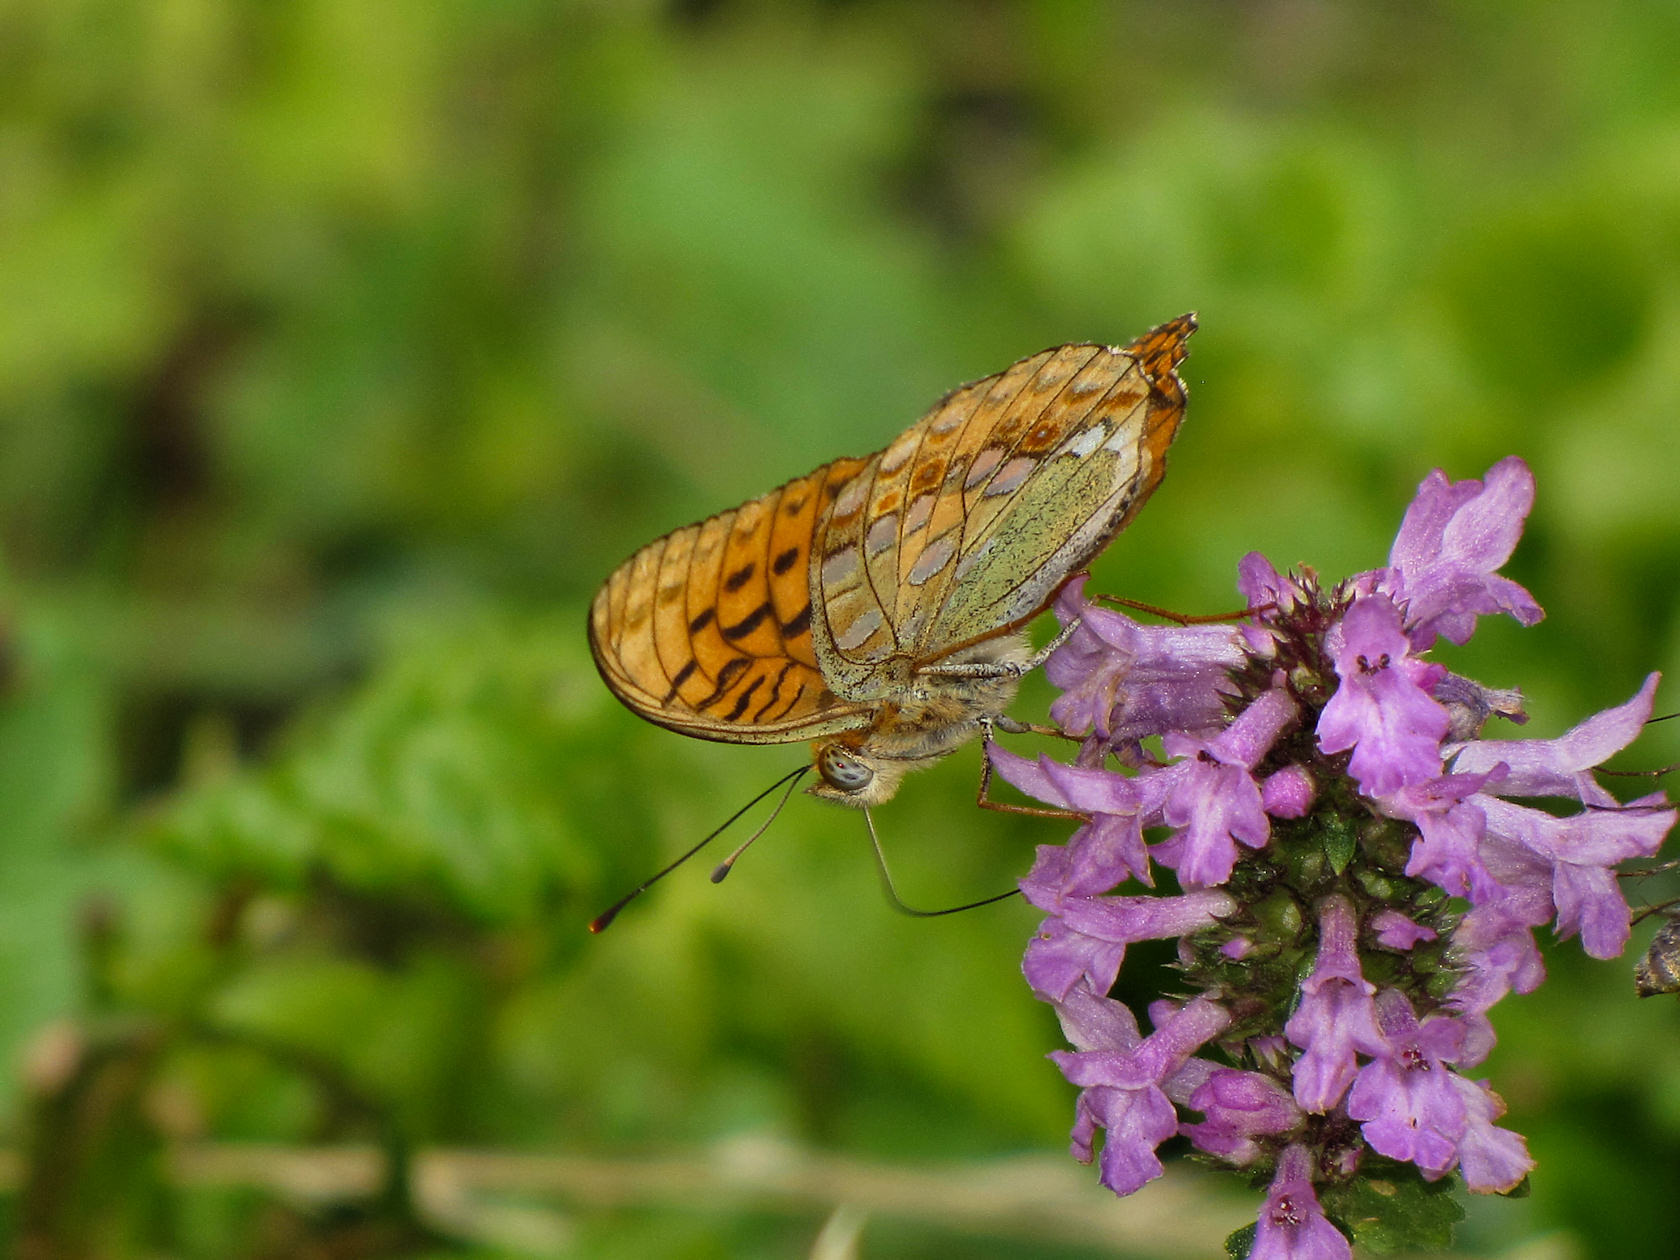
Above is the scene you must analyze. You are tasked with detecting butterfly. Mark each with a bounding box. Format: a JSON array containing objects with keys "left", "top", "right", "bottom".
[{"left": 588, "top": 314, "right": 1196, "bottom": 807}]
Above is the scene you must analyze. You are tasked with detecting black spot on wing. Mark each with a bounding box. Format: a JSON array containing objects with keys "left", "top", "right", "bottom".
[
  {"left": 662, "top": 659, "right": 697, "bottom": 703},
  {"left": 724, "top": 674, "right": 766, "bottom": 721},
  {"left": 722, "top": 601, "right": 773, "bottom": 640},
  {"left": 768, "top": 680, "right": 807, "bottom": 722},
  {"left": 752, "top": 663, "right": 795, "bottom": 722},
  {"left": 781, "top": 602, "right": 812, "bottom": 639},
  {"left": 696, "top": 657, "right": 749, "bottom": 709}
]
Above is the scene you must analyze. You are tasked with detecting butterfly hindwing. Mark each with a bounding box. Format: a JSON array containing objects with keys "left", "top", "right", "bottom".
[
  {"left": 923, "top": 319, "right": 1191, "bottom": 652},
  {"left": 894, "top": 344, "right": 1120, "bottom": 651},
  {"left": 808, "top": 317, "right": 1193, "bottom": 679}
]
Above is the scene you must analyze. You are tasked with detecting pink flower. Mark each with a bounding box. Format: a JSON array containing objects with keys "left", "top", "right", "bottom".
[
  {"left": 1050, "top": 997, "right": 1232, "bottom": 1195},
  {"left": 1251, "top": 1145, "right": 1352, "bottom": 1260},
  {"left": 1380, "top": 456, "right": 1543, "bottom": 647},
  {"left": 1285, "top": 897, "right": 1385, "bottom": 1112},
  {"left": 1316, "top": 594, "right": 1449, "bottom": 796}
]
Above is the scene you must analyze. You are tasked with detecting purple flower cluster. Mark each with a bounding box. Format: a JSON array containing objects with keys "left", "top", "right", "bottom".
[{"left": 996, "top": 458, "right": 1676, "bottom": 1257}]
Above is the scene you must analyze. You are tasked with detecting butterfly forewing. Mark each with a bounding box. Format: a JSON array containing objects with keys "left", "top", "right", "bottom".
[
  {"left": 915, "top": 346, "right": 1135, "bottom": 643},
  {"left": 880, "top": 350, "right": 1074, "bottom": 645},
  {"left": 589, "top": 467, "right": 873, "bottom": 743}
]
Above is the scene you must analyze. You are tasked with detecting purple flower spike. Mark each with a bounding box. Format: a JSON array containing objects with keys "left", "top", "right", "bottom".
[
  {"left": 1007, "top": 455, "right": 1675, "bottom": 1236},
  {"left": 1317, "top": 594, "right": 1449, "bottom": 796},
  {"left": 1046, "top": 580, "right": 1245, "bottom": 749},
  {"left": 1182, "top": 1068, "right": 1302, "bottom": 1165},
  {"left": 1051, "top": 996, "right": 1231, "bottom": 1195},
  {"left": 1252, "top": 1145, "right": 1352, "bottom": 1260},
  {"left": 1383, "top": 456, "right": 1544, "bottom": 647},
  {"left": 1285, "top": 896, "right": 1385, "bottom": 1112}
]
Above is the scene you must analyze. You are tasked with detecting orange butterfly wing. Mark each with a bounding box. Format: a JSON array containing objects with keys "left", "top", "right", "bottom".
[{"left": 588, "top": 463, "right": 875, "bottom": 743}]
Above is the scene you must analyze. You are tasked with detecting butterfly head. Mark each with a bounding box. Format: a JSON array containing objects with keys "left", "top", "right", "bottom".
[{"left": 807, "top": 738, "right": 910, "bottom": 808}]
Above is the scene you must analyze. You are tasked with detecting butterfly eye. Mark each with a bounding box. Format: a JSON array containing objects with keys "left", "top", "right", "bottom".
[{"left": 817, "top": 744, "right": 874, "bottom": 794}]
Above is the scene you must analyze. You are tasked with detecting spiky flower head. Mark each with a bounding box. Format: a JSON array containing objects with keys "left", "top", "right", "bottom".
[{"left": 996, "top": 458, "right": 1675, "bottom": 1253}]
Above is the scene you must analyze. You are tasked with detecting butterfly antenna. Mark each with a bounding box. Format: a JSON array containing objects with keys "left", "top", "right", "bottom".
[
  {"left": 711, "top": 765, "right": 806, "bottom": 884},
  {"left": 589, "top": 764, "right": 811, "bottom": 933},
  {"left": 863, "top": 806, "right": 1020, "bottom": 918}
]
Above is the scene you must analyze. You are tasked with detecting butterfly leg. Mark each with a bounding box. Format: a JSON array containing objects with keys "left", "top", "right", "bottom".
[
  {"left": 1091, "top": 593, "right": 1264, "bottom": 626},
  {"left": 974, "top": 717, "right": 1083, "bottom": 819},
  {"left": 1633, "top": 896, "right": 1680, "bottom": 925},
  {"left": 1018, "top": 617, "right": 1081, "bottom": 671},
  {"left": 992, "top": 713, "right": 1083, "bottom": 743},
  {"left": 921, "top": 618, "right": 1083, "bottom": 681}
]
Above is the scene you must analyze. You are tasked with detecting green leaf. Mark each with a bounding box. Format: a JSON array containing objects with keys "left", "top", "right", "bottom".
[
  {"left": 136, "top": 616, "right": 658, "bottom": 927},
  {"left": 1321, "top": 815, "right": 1358, "bottom": 876},
  {"left": 1320, "top": 1164, "right": 1466, "bottom": 1255}
]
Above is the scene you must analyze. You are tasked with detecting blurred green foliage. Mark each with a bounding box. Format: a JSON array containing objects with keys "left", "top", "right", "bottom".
[{"left": 2, "top": 1, "right": 1680, "bottom": 1256}]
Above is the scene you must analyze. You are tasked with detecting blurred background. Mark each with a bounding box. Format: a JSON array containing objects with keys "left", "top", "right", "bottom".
[{"left": 3, "top": 1, "right": 1680, "bottom": 1257}]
